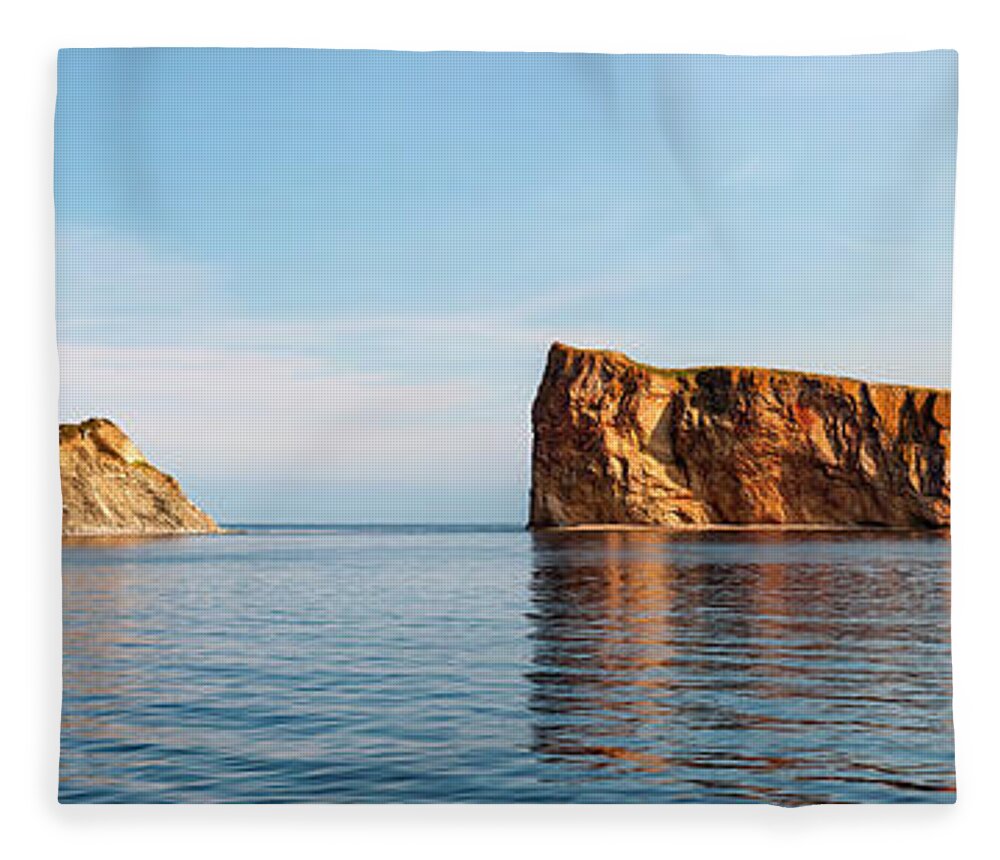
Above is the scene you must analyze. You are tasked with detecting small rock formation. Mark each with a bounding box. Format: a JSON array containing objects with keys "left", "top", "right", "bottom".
[
  {"left": 530, "top": 343, "right": 950, "bottom": 529},
  {"left": 60, "top": 418, "right": 220, "bottom": 536}
]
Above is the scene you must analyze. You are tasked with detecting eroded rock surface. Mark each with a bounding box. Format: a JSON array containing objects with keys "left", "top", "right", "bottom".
[
  {"left": 60, "top": 419, "right": 220, "bottom": 536},
  {"left": 530, "top": 343, "right": 949, "bottom": 529}
]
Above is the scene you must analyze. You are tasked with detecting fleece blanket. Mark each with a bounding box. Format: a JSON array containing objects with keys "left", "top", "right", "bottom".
[{"left": 57, "top": 49, "right": 956, "bottom": 804}]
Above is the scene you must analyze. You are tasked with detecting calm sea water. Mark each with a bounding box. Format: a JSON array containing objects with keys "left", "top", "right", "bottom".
[{"left": 60, "top": 526, "right": 954, "bottom": 804}]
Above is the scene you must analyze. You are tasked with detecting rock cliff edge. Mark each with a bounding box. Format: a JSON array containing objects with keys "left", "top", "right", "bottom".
[
  {"left": 530, "top": 343, "right": 949, "bottom": 529},
  {"left": 60, "top": 419, "right": 220, "bottom": 536}
]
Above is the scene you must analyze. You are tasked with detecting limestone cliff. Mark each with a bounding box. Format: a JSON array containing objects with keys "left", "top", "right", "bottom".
[
  {"left": 60, "top": 419, "right": 220, "bottom": 536},
  {"left": 530, "top": 343, "right": 950, "bottom": 529}
]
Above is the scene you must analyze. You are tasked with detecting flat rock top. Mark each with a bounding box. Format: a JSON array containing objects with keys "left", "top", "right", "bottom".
[
  {"left": 547, "top": 342, "right": 948, "bottom": 396},
  {"left": 531, "top": 343, "right": 950, "bottom": 529}
]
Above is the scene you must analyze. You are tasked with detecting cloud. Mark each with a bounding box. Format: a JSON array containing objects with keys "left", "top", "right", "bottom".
[
  {"left": 53, "top": 229, "right": 631, "bottom": 511},
  {"left": 58, "top": 345, "right": 527, "bottom": 485},
  {"left": 57, "top": 227, "right": 231, "bottom": 323}
]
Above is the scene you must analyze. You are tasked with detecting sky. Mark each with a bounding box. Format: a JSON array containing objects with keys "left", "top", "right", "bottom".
[{"left": 55, "top": 49, "right": 957, "bottom": 523}]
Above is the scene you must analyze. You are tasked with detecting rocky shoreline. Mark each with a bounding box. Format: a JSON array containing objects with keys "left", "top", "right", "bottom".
[{"left": 535, "top": 522, "right": 949, "bottom": 533}]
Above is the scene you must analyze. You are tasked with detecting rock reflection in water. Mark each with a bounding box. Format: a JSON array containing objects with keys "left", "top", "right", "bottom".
[
  {"left": 60, "top": 527, "right": 953, "bottom": 803},
  {"left": 527, "top": 529, "right": 954, "bottom": 805}
]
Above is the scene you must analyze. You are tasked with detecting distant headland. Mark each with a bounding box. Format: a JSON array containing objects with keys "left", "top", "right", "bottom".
[
  {"left": 529, "top": 343, "right": 950, "bottom": 530},
  {"left": 60, "top": 418, "right": 220, "bottom": 537}
]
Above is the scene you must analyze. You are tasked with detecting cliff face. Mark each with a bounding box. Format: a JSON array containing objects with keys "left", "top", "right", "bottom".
[
  {"left": 60, "top": 419, "right": 220, "bottom": 536},
  {"left": 530, "top": 344, "right": 950, "bottom": 529}
]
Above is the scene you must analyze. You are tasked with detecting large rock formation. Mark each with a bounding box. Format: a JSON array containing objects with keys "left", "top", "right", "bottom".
[
  {"left": 60, "top": 419, "right": 220, "bottom": 536},
  {"left": 530, "top": 343, "right": 950, "bottom": 529}
]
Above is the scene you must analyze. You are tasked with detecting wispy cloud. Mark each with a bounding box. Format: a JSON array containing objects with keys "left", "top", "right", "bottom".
[
  {"left": 55, "top": 227, "right": 680, "bottom": 356},
  {"left": 57, "top": 227, "right": 232, "bottom": 323},
  {"left": 58, "top": 344, "right": 527, "bottom": 486}
]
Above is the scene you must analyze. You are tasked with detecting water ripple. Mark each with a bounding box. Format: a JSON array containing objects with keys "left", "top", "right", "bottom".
[{"left": 60, "top": 527, "right": 953, "bottom": 804}]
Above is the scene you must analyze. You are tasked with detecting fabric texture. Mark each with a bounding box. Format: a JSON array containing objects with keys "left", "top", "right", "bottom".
[{"left": 57, "top": 49, "right": 956, "bottom": 804}]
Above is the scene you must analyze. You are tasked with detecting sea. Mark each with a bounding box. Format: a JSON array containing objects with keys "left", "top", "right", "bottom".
[{"left": 59, "top": 525, "right": 954, "bottom": 805}]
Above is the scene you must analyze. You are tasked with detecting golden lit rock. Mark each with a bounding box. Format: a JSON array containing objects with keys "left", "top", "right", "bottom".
[
  {"left": 530, "top": 343, "right": 950, "bottom": 529},
  {"left": 59, "top": 419, "right": 221, "bottom": 536}
]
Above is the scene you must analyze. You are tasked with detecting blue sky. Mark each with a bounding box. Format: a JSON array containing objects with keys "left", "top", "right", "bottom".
[{"left": 55, "top": 49, "right": 957, "bottom": 523}]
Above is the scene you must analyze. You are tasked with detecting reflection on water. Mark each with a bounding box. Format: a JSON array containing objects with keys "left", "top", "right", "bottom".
[
  {"left": 60, "top": 526, "right": 953, "bottom": 803},
  {"left": 527, "top": 530, "right": 954, "bottom": 804}
]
